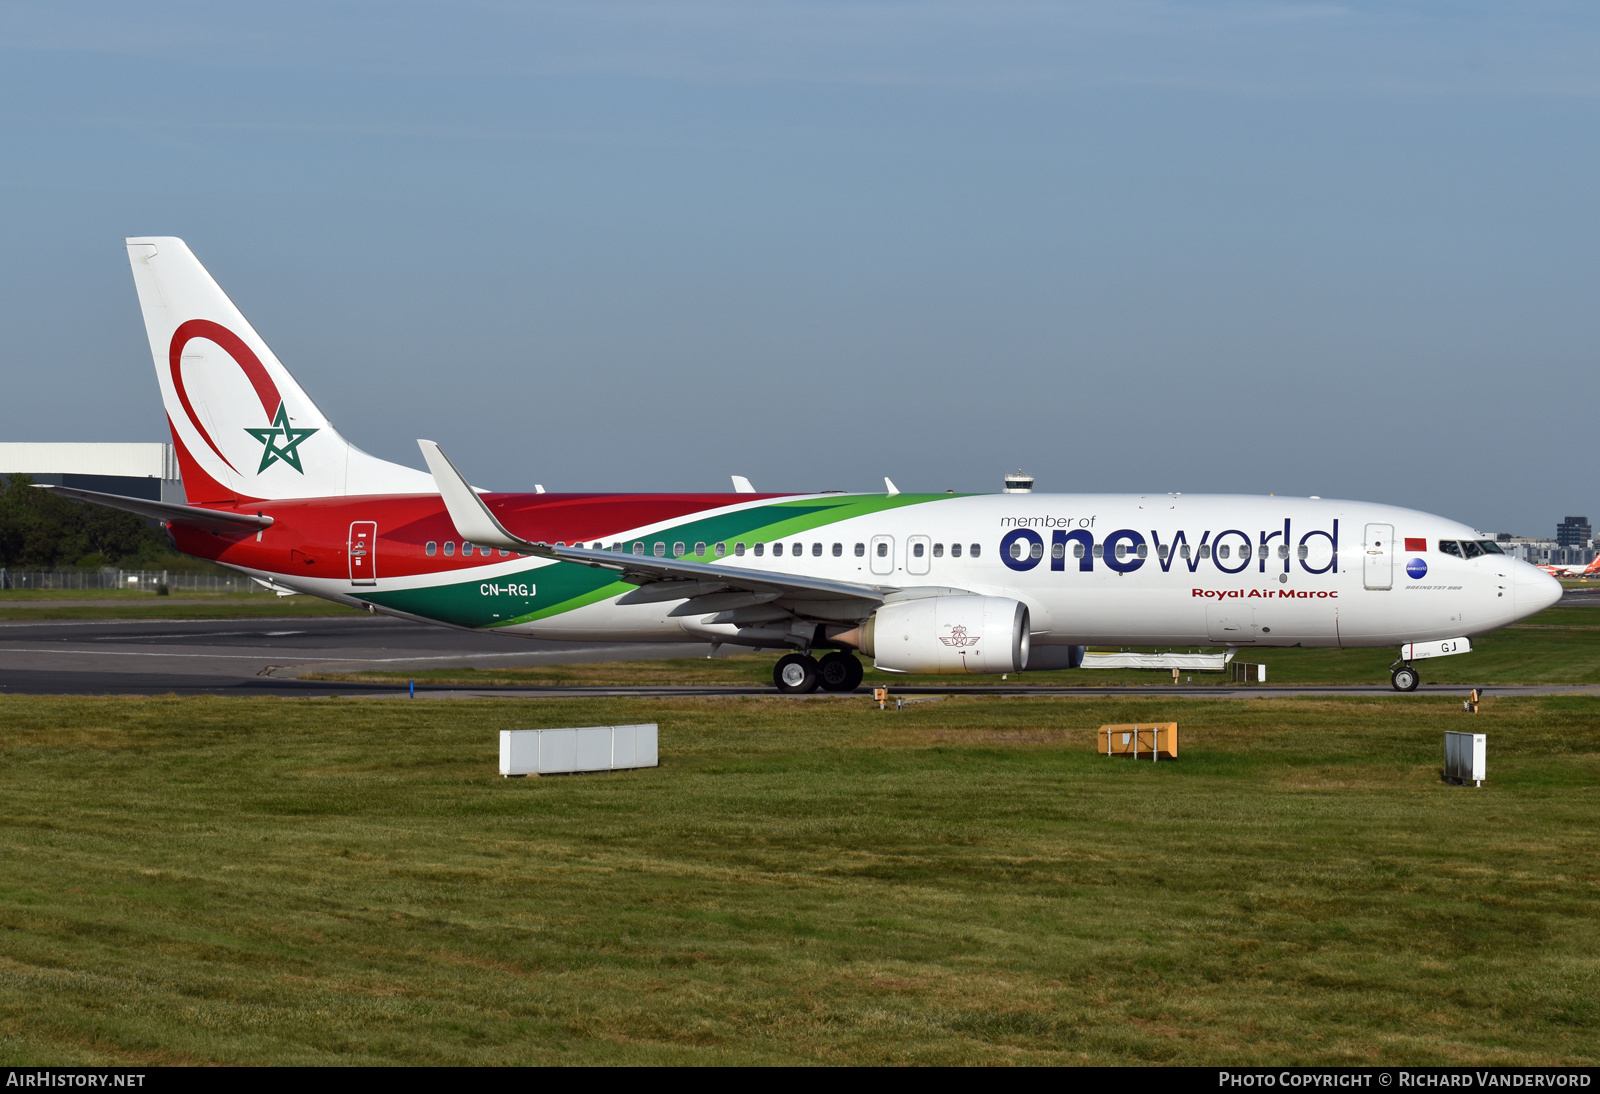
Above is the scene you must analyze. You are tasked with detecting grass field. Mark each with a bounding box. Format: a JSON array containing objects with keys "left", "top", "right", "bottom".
[
  {"left": 0, "top": 591, "right": 362, "bottom": 620},
  {"left": 307, "top": 604, "right": 1600, "bottom": 689},
  {"left": 0, "top": 692, "right": 1595, "bottom": 1064}
]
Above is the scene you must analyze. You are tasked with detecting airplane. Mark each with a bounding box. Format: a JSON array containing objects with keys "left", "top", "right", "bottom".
[
  {"left": 1536, "top": 555, "right": 1600, "bottom": 579},
  {"left": 43, "top": 237, "right": 1564, "bottom": 694}
]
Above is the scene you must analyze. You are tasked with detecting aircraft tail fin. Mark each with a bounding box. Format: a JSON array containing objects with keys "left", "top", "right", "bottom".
[{"left": 125, "top": 237, "right": 434, "bottom": 502}]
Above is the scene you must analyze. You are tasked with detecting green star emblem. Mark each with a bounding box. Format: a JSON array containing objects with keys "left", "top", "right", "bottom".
[{"left": 244, "top": 404, "right": 318, "bottom": 474}]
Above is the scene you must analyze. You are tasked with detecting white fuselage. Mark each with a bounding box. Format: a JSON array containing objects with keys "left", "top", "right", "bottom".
[{"left": 375, "top": 493, "right": 1557, "bottom": 648}]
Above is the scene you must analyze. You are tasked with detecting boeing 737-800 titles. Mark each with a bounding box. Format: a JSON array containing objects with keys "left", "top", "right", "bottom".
[{"left": 45, "top": 238, "right": 1563, "bottom": 693}]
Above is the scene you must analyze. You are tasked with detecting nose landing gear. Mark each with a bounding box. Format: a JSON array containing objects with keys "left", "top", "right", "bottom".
[{"left": 1390, "top": 662, "right": 1420, "bottom": 692}]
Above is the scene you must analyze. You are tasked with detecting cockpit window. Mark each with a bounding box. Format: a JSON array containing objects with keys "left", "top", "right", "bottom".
[
  {"left": 1477, "top": 540, "right": 1504, "bottom": 555},
  {"left": 1438, "top": 540, "right": 1462, "bottom": 558},
  {"left": 1460, "top": 540, "right": 1484, "bottom": 559}
]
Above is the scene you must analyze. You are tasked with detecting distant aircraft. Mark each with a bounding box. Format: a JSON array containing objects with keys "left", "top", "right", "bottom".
[
  {"left": 1536, "top": 555, "right": 1600, "bottom": 579},
  {"left": 44, "top": 238, "right": 1563, "bottom": 693}
]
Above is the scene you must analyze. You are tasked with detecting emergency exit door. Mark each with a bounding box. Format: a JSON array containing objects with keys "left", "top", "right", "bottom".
[
  {"left": 349, "top": 521, "right": 377, "bottom": 586},
  {"left": 1363, "top": 522, "right": 1393, "bottom": 590},
  {"left": 869, "top": 535, "right": 895, "bottom": 576}
]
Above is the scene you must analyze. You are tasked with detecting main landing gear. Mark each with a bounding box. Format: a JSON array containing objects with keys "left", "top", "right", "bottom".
[
  {"left": 773, "top": 651, "right": 863, "bottom": 694},
  {"left": 1391, "top": 662, "right": 1420, "bottom": 692}
]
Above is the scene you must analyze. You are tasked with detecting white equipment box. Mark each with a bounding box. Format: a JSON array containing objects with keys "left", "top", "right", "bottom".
[
  {"left": 499, "top": 724, "right": 658, "bottom": 777},
  {"left": 1443, "top": 731, "right": 1486, "bottom": 787}
]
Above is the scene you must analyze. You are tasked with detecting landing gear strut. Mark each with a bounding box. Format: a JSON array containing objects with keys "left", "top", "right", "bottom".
[
  {"left": 1391, "top": 663, "right": 1420, "bottom": 692},
  {"left": 774, "top": 653, "right": 820, "bottom": 694},
  {"left": 817, "top": 651, "right": 864, "bottom": 693}
]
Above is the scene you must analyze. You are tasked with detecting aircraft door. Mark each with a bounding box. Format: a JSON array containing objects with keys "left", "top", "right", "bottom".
[
  {"left": 870, "top": 535, "right": 895, "bottom": 576},
  {"left": 1363, "top": 523, "right": 1393, "bottom": 590},
  {"left": 906, "top": 535, "right": 931, "bottom": 575},
  {"left": 349, "top": 521, "right": 377, "bottom": 586}
]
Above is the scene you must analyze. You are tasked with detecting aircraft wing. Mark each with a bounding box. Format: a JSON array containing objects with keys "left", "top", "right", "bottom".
[
  {"left": 418, "top": 439, "right": 965, "bottom": 620},
  {"left": 541, "top": 541, "right": 887, "bottom": 601},
  {"left": 35, "top": 485, "right": 274, "bottom": 532}
]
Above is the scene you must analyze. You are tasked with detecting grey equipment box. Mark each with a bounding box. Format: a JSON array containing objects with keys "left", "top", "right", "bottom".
[
  {"left": 1443, "top": 731, "right": 1486, "bottom": 787},
  {"left": 499, "top": 724, "right": 658, "bottom": 776}
]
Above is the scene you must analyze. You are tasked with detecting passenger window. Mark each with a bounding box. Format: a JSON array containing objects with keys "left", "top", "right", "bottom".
[
  {"left": 1074, "top": 543, "right": 1085, "bottom": 558},
  {"left": 1218, "top": 545, "right": 1230, "bottom": 559},
  {"left": 1093, "top": 544, "right": 1103, "bottom": 558},
  {"left": 812, "top": 543, "right": 822, "bottom": 557},
  {"left": 694, "top": 542, "right": 706, "bottom": 556},
  {"left": 425, "top": 542, "right": 437, "bottom": 556},
  {"left": 1278, "top": 545, "right": 1288, "bottom": 559},
  {"left": 1461, "top": 541, "right": 1484, "bottom": 559},
  {"left": 754, "top": 543, "right": 765, "bottom": 556},
  {"left": 876, "top": 542, "right": 888, "bottom": 558},
  {"left": 1298, "top": 544, "right": 1309, "bottom": 559},
  {"left": 653, "top": 542, "right": 666, "bottom": 557},
  {"left": 633, "top": 542, "right": 644, "bottom": 555},
  {"left": 792, "top": 542, "right": 802, "bottom": 556},
  {"left": 1010, "top": 541, "right": 1023, "bottom": 560},
  {"left": 1116, "top": 544, "right": 1128, "bottom": 559},
  {"left": 735, "top": 542, "right": 745, "bottom": 557},
  {"left": 1030, "top": 542, "right": 1043, "bottom": 560},
  {"left": 1136, "top": 544, "right": 1148, "bottom": 559},
  {"left": 934, "top": 543, "right": 945, "bottom": 558},
  {"left": 854, "top": 543, "right": 865, "bottom": 557},
  {"left": 970, "top": 544, "right": 980, "bottom": 558},
  {"left": 443, "top": 541, "right": 455, "bottom": 556},
  {"left": 1181, "top": 545, "right": 1191, "bottom": 559},
  {"left": 500, "top": 548, "right": 510, "bottom": 557},
  {"left": 611, "top": 542, "right": 622, "bottom": 552},
  {"left": 1439, "top": 540, "right": 1462, "bottom": 558},
  {"left": 1050, "top": 542, "right": 1063, "bottom": 560},
  {"left": 673, "top": 542, "right": 686, "bottom": 557},
  {"left": 913, "top": 542, "right": 925, "bottom": 558},
  {"left": 1199, "top": 544, "right": 1211, "bottom": 559},
  {"left": 773, "top": 542, "right": 784, "bottom": 557},
  {"left": 951, "top": 543, "right": 962, "bottom": 558},
  {"left": 1156, "top": 544, "right": 1168, "bottom": 559},
  {"left": 715, "top": 542, "right": 726, "bottom": 557},
  {"left": 833, "top": 543, "right": 843, "bottom": 557}
]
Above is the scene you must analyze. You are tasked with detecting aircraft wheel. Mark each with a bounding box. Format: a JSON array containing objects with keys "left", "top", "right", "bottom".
[
  {"left": 817, "top": 652, "right": 863, "bottom": 692},
  {"left": 1391, "top": 665, "right": 1420, "bottom": 692},
  {"left": 774, "top": 653, "right": 821, "bottom": 694}
]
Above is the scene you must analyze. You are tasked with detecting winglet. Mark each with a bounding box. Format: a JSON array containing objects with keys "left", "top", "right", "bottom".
[
  {"left": 417, "top": 440, "right": 539, "bottom": 553},
  {"left": 731, "top": 475, "right": 755, "bottom": 494},
  {"left": 884, "top": 477, "right": 900, "bottom": 496}
]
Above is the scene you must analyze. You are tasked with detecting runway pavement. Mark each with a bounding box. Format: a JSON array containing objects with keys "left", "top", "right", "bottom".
[
  {"left": 1, "top": 590, "right": 1595, "bottom": 699},
  {"left": 0, "top": 614, "right": 717, "bottom": 696}
]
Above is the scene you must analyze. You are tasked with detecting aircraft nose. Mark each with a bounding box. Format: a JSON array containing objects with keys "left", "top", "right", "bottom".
[{"left": 1514, "top": 559, "right": 1562, "bottom": 617}]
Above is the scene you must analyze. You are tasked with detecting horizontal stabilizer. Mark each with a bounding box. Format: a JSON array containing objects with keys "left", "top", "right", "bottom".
[{"left": 37, "top": 485, "right": 274, "bottom": 531}]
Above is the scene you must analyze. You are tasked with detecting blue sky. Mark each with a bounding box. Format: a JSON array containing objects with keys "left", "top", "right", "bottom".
[{"left": 2, "top": 2, "right": 1598, "bottom": 533}]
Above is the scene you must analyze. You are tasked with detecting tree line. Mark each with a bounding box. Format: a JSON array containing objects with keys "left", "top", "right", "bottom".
[{"left": 0, "top": 476, "right": 175, "bottom": 569}]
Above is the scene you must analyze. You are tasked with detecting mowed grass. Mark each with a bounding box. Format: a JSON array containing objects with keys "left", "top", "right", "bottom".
[
  {"left": 0, "top": 592, "right": 361, "bottom": 620},
  {"left": 0, "top": 694, "right": 1596, "bottom": 1065},
  {"left": 311, "top": 604, "right": 1600, "bottom": 688}
]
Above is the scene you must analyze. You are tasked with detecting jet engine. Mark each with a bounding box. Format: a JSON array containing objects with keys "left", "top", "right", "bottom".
[{"left": 849, "top": 595, "right": 1029, "bottom": 675}]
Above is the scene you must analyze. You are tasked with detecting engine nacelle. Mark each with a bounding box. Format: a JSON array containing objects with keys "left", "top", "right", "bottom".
[{"left": 858, "top": 595, "right": 1030, "bottom": 675}]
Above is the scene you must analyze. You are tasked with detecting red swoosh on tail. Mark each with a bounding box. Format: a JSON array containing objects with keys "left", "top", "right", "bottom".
[{"left": 169, "top": 319, "right": 284, "bottom": 473}]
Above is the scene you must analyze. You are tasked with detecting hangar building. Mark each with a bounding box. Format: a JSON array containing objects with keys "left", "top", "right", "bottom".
[{"left": 0, "top": 443, "right": 185, "bottom": 503}]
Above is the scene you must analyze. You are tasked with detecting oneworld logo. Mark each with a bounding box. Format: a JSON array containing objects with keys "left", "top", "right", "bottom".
[
  {"left": 998, "top": 520, "right": 1341, "bottom": 577},
  {"left": 1407, "top": 557, "right": 1428, "bottom": 579}
]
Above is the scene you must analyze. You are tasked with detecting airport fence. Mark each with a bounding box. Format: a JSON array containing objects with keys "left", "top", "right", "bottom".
[{"left": 0, "top": 569, "right": 266, "bottom": 593}]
